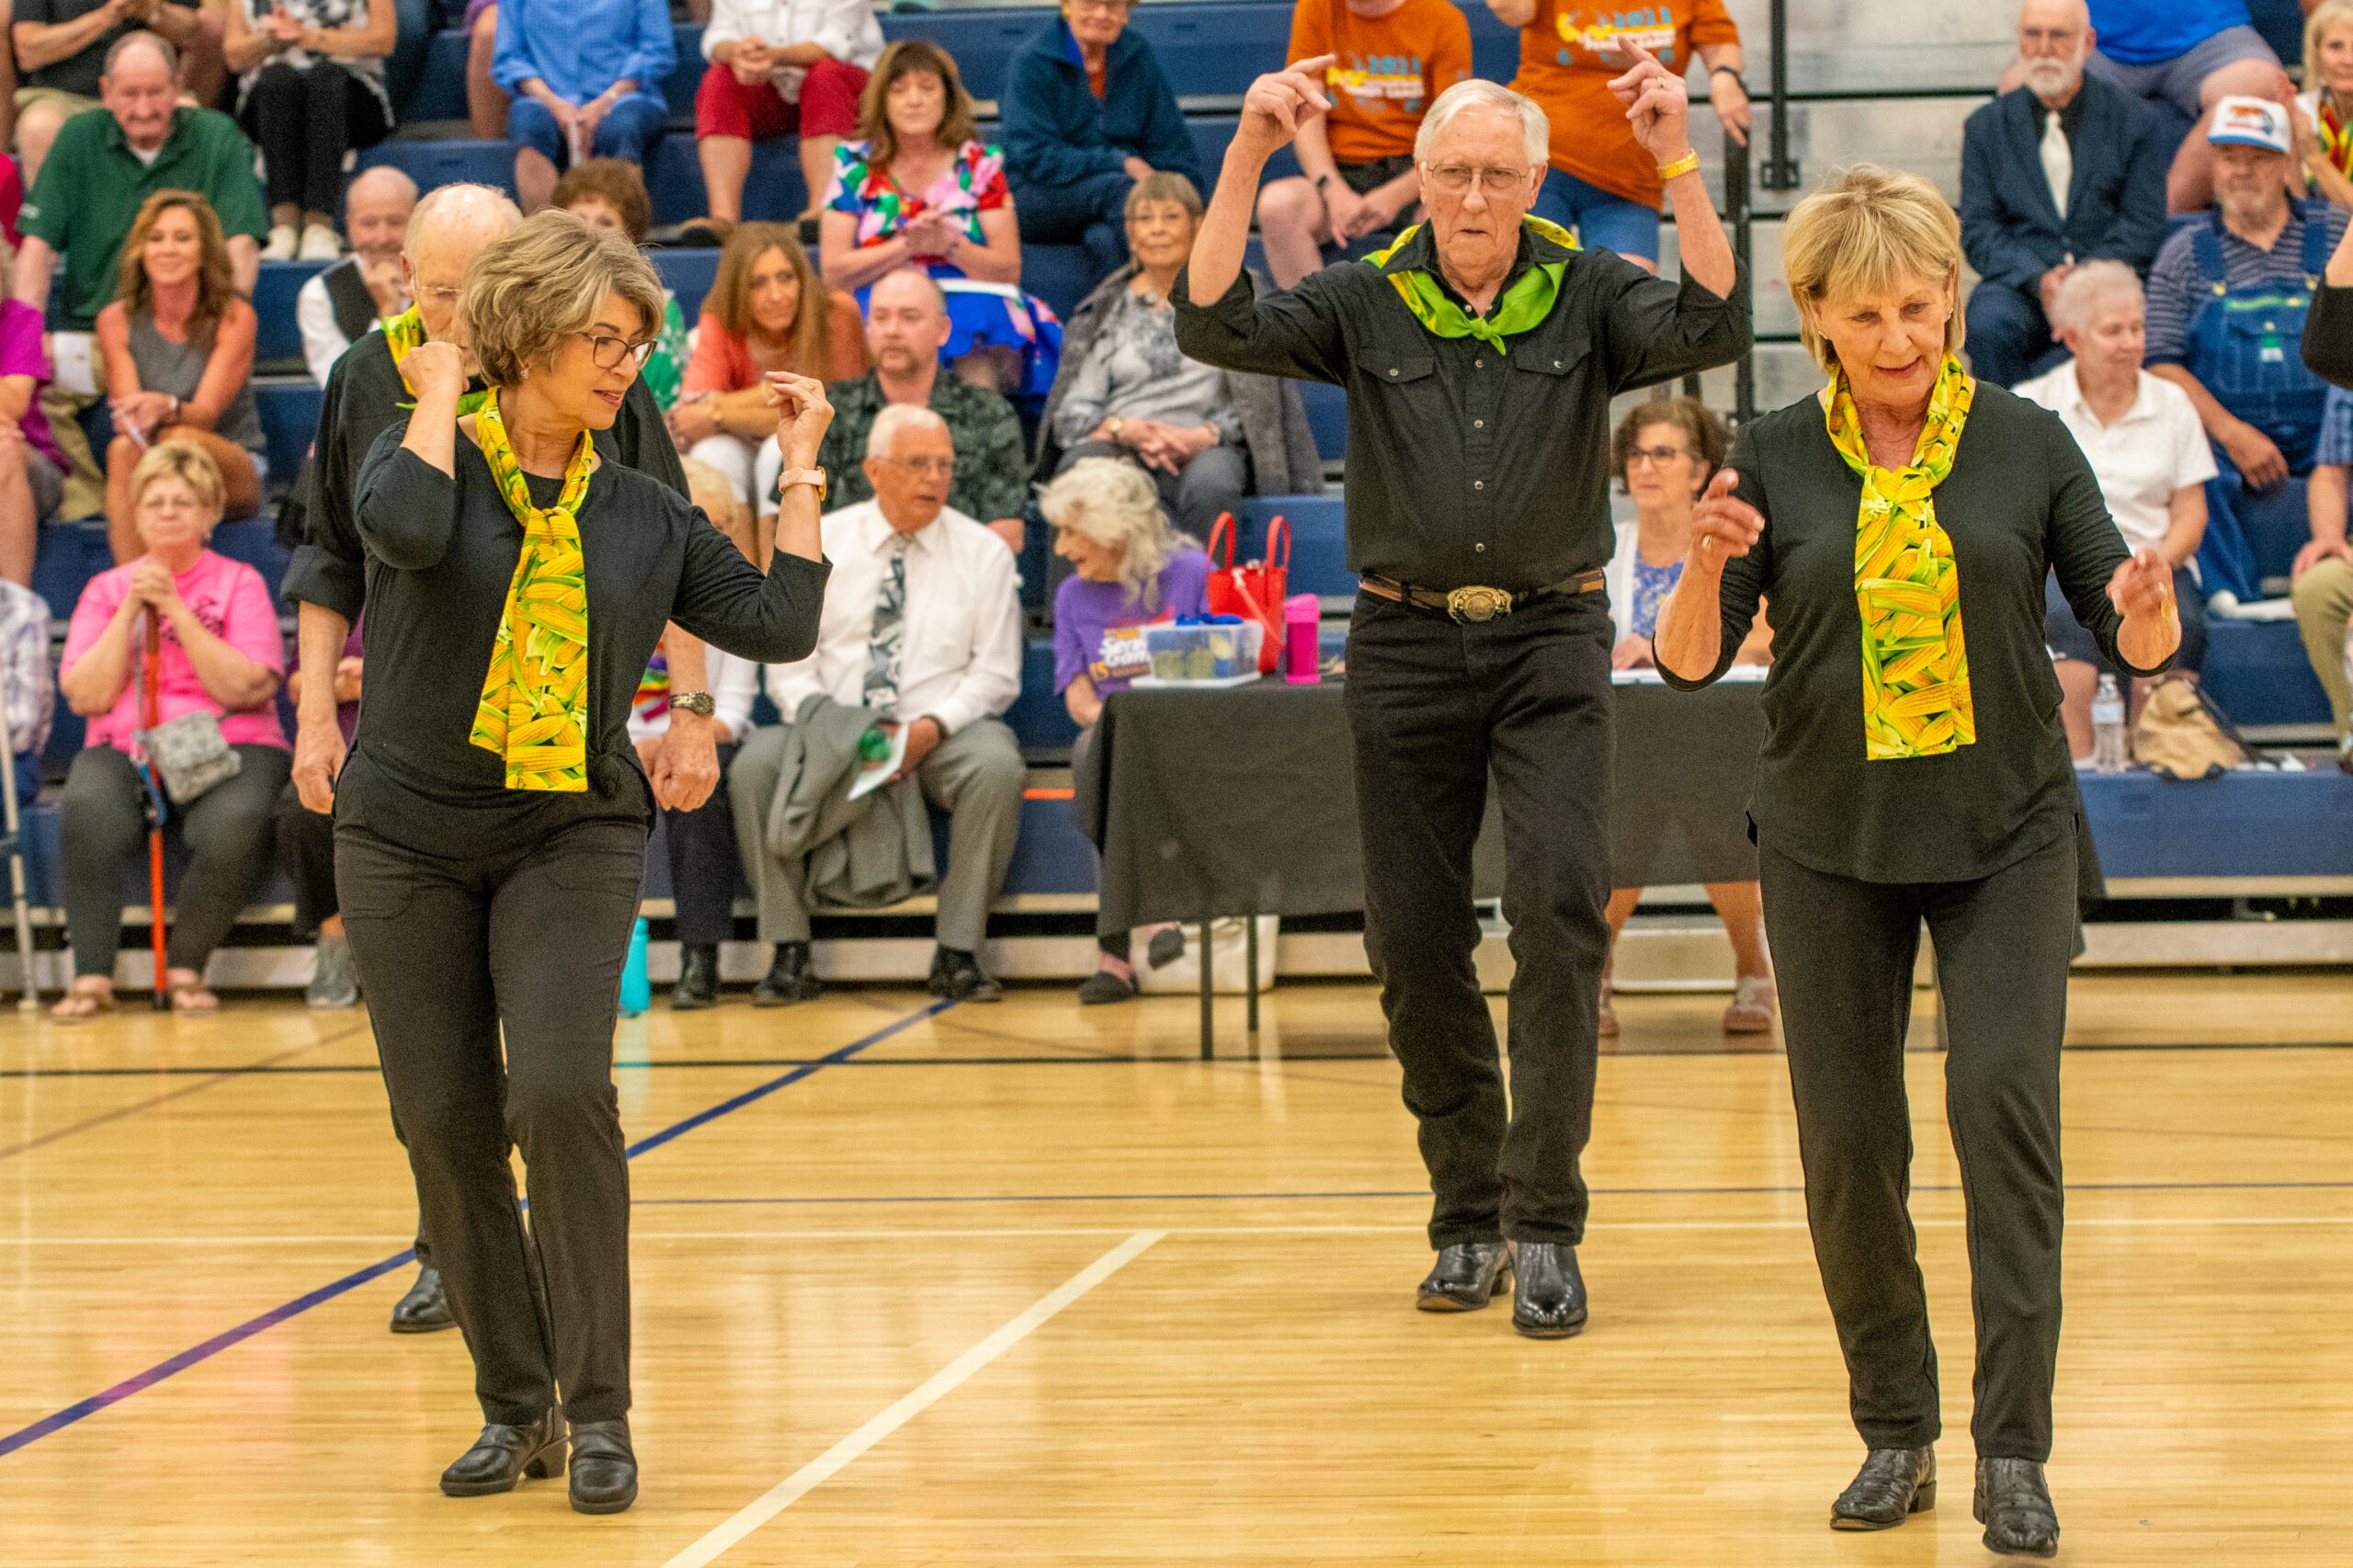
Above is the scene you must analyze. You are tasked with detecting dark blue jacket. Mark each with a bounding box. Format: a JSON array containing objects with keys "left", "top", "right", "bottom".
[
  {"left": 1000, "top": 17, "right": 1201, "bottom": 194},
  {"left": 1959, "top": 74, "right": 2170, "bottom": 292}
]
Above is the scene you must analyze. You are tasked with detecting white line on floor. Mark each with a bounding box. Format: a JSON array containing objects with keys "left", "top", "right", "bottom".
[{"left": 659, "top": 1228, "right": 1165, "bottom": 1568}]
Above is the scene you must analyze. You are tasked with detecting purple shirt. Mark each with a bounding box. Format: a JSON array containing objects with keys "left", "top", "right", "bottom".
[
  {"left": 0, "top": 299, "right": 63, "bottom": 472},
  {"left": 1053, "top": 547, "right": 1211, "bottom": 696}
]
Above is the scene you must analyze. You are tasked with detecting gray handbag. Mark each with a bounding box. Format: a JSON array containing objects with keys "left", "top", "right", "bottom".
[{"left": 137, "top": 710, "right": 243, "bottom": 803}]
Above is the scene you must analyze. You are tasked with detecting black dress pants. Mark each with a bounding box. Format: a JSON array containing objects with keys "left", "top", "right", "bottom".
[
  {"left": 659, "top": 740, "right": 739, "bottom": 948},
  {"left": 335, "top": 812, "right": 646, "bottom": 1427},
  {"left": 1758, "top": 830, "right": 2074, "bottom": 1463},
  {"left": 1343, "top": 591, "right": 1613, "bottom": 1248},
  {"left": 240, "top": 62, "right": 392, "bottom": 216}
]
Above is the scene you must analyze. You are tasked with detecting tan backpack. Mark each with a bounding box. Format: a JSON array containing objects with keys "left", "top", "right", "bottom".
[{"left": 2131, "top": 676, "right": 2248, "bottom": 780}]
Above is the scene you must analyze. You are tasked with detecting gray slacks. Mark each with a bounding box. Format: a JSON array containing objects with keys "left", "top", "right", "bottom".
[{"left": 726, "top": 716, "right": 1024, "bottom": 951}]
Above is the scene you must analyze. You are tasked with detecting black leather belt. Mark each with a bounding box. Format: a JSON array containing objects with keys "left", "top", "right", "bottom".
[{"left": 1359, "top": 569, "right": 1606, "bottom": 623}]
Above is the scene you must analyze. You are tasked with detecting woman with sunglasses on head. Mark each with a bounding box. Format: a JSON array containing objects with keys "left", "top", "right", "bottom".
[{"left": 340, "top": 210, "right": 832, "bottom": 1516}]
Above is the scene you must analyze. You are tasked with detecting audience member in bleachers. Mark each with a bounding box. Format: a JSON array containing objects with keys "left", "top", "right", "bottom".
[
  {"left": 758, "top": 268, "right": 1029, "bottom": 549},
  {"left": 1597, "top": 396, "right": 1772, "bottom": 1038},
  {"left": 691, "top": 0, "right": 882, "bottom": 233},
  {"left": 2165, "top": 54, "right": 2302, "bottom": 213},
  {"left": 1046, "top": 456, "right": 1208, "bottom": 1005},
  {"left": 1959, "top": 0, "right": 2171, "bottom": 389},
  {"left": 0, "top": 574, "right": 54, "bottom": 808},
  {"left": 11, "top": 0, "right": 211, "bottom": 187},
  {"left": 2017, "top": 262, "right": 2215, "bottom": 754},
  {"left": 0, "top": 287, "right": 69, "bottom": 585},
  {"left": 733, "top": 403, "right": 1024, "bottom": 1006},
  {"left": 461, "top": 0, "right": 505, "bottom": 138},
  {"left": 271, "top": 615, "right": 360, "bottom": 1006},
  {"left": 1002, "top": 0, "right": 1203, "bottom": 284},
  {"left": 673, "top": 220, "right": 865, "bottom": 513},
  {"left": 2085, "top": 0, "right": 2284, "bottom": 139},
  {"left": 97, "top": 189, "right": 264, "bottom": 564},
  {"left": 2145, "top": 96, "right": 2348, "bottom": 601},
  {"left": 1039, "top": 172, "right": 1321, "bottom": 535},
  {"left": 492, "top": 0, "right": 673, "bottom": 214},
  {"left": 1490, "top": 0, "right": 1748, "bottom": 271},
  {"left": 2294, "top": 385, "right": 2353, "bottom": 758},
  {"left": 2293, "top": 0, "right": 2353, "bottom": 210},
  {"left": 51, "top": 437, "right": 288, "bottom": 1019},
  {"left": 818, "top": 40, "right": 1060, "bottom": 400},
  {"left": 1253, "top": 0, "right": 1471, "bottom": 291},
  {"left": 294, "top": 165, "right": 415, "bottom": 386},
  {"left": 552, "top": 157, "right": 688, "bottom": 410},
  {"left": 222, "top": 0, "right": 393, "bottom": 261}
]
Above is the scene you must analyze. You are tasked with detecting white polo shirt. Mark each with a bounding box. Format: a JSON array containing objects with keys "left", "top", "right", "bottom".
[{"left": 2013, "top": 360, "right": 2216, "bottom": 557}]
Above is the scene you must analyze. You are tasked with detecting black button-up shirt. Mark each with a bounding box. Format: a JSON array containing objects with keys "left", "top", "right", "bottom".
[{"left": 1172, "top": 223, "right": 1750, "bottom": 591}]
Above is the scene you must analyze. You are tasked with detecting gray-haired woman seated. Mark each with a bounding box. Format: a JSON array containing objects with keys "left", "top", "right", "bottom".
[
  {"left": 1038, "top": 172, "right": 1321, "bottom": 536},
  {"left": 343, "top": 211, "right": 832, "bottom": 1515}
]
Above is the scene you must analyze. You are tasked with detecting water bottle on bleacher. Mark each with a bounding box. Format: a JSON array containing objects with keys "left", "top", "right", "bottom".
[{"left": 2091, "top": 675, "right": 2129, "bottom": 775}]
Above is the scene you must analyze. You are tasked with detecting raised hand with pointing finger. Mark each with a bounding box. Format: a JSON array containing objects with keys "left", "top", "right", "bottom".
[
  {"left": 1606, "top": 41, "right": 1694, "bottom": 165},
  {"left": 1235, "top": 55, "right": 1336, "bottom": 159}
]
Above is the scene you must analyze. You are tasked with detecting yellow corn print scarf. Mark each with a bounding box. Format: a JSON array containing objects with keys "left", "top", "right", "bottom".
[
  {"left": 1824, "top": 354, "right": 1977, "bottom": 761},
  {"left": 469, "top": 396, "right": 595, "bottom": 791},
  {"left": 381, "top": 307, "right": 491, "bottom": 415}
]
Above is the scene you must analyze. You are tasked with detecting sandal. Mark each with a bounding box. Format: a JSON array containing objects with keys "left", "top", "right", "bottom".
[
  {"left": 49, "top": 981, "right": 115, "bottom": 1023},
  {"left": 165, "top": 970, "right": 219, "bottom": 1014}
]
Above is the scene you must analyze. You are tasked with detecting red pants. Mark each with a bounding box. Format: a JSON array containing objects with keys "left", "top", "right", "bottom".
[{"left": 694, "top": 57, "right": 868, "bottom": 141}]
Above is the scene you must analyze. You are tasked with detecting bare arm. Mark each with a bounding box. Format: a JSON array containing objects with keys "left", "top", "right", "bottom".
[
  {"left": 2159, "top": 483, "right": 2207, "bottom": 569},
  {"left": 161, "top": 588, "right": 278, "bottom": 710},
  {"left": 290, "top": 600, "right": 350, "bottom": 812},
  {"left": 1189, "top": 59, "right": 1334, "bottom": 302},
  {"left": 228, "top": 235, "right": 257, "bottom": 301},
  {"left": 301, "top": 4, "right": 396, "bottom": 58},
  {"left": 1063, "top": 670, "right": 1103, "bottom": 728},
  {"left": 818, "top": 210, "right": 920, "bottom": 291},
  {"left": 10, "top": 238, "right": 53, "bottom": 318},
  {"left": 59, "top": 596, "right": 141, "bottom": 716},
  {"left": 1485, "top": 0, "right": 1537, "bottom": 27},
  {"left": 12, "top": 0, "right": 128, "bottom": 74},
  {"left": 951, "top": 205, "right": 1024, "bottom": 286},
  {"left": 0, "top": 374, "right": 32, "bottom": 424}
]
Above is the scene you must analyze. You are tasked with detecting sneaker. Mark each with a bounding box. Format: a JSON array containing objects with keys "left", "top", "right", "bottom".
[
  {"left": 306, "top": 934, "right": 360, "bottom": 1009},
  {"left": 297, "top": 222, "right": 342, "bottom": 261},
  {"left": 1722, "top": 975, "right": 1778, "bottom": 1034},
  {"left": 261, "top": 223, "right": 299, "bottom": 262}
]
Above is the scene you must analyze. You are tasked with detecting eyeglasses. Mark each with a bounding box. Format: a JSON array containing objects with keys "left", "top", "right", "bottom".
[
  {"left": 576, "top": 332, "right": 657, "bottom": 369},
  {"left": 415, "top": 284, "right": 462, "bottom": 306},
  {"left": 879, "top": 455, "right": 956, "bottom": 477},
  {"left": 1422, "top": 163, "right": 1534, "bottom": 196},
  {"left": 1625, "top": 445, "right": 1689, "bottom": 467}
]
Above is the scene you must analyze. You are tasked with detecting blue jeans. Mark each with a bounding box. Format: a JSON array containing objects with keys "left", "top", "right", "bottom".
[
  {"left": 1529, "top": 169, "right": 1660, "bottom": 262},
  {"left": 506, "top": 91, "right": 669, "bottom": 169},
  {"left": 1013, "top": 167, "right": 1134, "bottom": 285},
  {"left": 1965, "top": 279, "right": 2071, "bottom": 389}
]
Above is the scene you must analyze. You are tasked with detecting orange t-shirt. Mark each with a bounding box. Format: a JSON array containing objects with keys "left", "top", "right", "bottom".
[
  {"left": 1508, "top": 0, "right": 1740, "bottom": 208},
  {"left": 1288, "top": 0, "right": 1473, "bottom": 166}
]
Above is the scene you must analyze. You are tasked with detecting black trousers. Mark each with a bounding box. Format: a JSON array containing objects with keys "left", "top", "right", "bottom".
[
  {"left": 1344, "top": 591, "right": 1613, "bottom": 1248},
  {"left": 336, "top": 812, "right": 645, "bottom": 1426},
  {"left": 272, "top": 779, "right": 340, "bottom": 939},
  {"left": 659, "top": 740, "right": 739, "bottom": 948},
  {"left": 1759, "top": 831, "right": 2074, "bottom": 1462},
  {"left": 59, "top": 743, "right": 290, "bottom": 979},
  {"left": 240, "top": 62, "right": 392, "bottom": 215}
]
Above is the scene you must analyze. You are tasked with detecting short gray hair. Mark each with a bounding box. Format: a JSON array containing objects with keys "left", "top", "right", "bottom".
[
  {"left": 2049, "top": 258, "right": 2143, "bottom": 335},
  {"left": 405, "top": 182, "right": 523, "bottom": 261},
  {"left": 104, "top": 29, "right": 176, "bottom": 77},
  {"left": 867, "top": 403, "right": 948, "bottom": 460},
  {"left": 460, "top": 210, "right": 666, "bottom": 387},
  {"left": 1040, "top": 458, "right": 1173, "bottom": 608},
  {"left": 347, "top": 165, "right": 419, "bottom": 212},
  {"left": 1414, "top": 80, "right": 1549, "bottom": 171}
]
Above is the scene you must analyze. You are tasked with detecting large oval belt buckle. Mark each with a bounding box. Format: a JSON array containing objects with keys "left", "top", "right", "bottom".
[{"left": 1447, "top": 585, "right": 1511, "bottom": 623}]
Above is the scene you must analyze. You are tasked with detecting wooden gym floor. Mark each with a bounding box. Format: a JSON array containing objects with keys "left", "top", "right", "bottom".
[{"left": 0, "top": 971, "right": 2347, "bottom": 1564}]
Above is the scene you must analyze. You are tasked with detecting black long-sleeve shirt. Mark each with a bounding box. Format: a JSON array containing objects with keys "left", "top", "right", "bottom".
[
  {"left": 338, "top": 428, "right": 827, "bottom": 854},
  {"left": 2303, "top": 279, "right": 2353, "bottom": 390},
  {"left": 1171, "top": 224, "right": 1749, "bottom": 590},
  {"left": 1664, "top": 383, "right": 2162, "bottom": 883},
  {"left": 283, "top": 329, "right": 687, "bottom": 619}
]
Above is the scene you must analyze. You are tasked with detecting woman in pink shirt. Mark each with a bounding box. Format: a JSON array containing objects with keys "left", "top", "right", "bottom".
[{"left": 52, "top": 440, "right": 290, "bottom": 1019}]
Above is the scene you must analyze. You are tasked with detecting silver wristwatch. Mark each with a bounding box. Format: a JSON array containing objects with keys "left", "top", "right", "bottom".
[{"left": 671, "top": 690, "right": 717, "bottom": 718}]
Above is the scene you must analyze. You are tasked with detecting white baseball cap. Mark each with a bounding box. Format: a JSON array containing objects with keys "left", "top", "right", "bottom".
[{"left": 2208, "top": 95, "right": 2291, "bottom": 155}]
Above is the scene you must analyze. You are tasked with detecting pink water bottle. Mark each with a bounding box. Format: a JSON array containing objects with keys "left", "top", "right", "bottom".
[{"left": 1283, "top": 594, "right": 1320, "bottom": 684}]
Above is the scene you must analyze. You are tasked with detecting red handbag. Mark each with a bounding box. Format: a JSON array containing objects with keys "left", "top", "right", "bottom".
[{"left": 1203, "top": 513, "right": 1290, "bottom": 673}]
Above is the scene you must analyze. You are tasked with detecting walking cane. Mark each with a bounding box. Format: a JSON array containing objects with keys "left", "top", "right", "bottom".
[
  {"left": 0, "top": 649, "right": 37, "bottom": 1011},
  {"left": 141, "top": 612, "right": 168, "bottom": 1011}
]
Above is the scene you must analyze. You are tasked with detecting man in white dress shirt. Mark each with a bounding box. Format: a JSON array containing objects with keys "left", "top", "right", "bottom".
[
  {"left": 730, "top": 403, "right": 1026, "bottom": 1004},
  {"left": 293, "top": 167, "right": 417, "bottom": 385}
]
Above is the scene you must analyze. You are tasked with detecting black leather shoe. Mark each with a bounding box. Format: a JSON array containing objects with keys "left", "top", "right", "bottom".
[
  {"left": 1415, "top": 1241, "right": 1513, "bottom": 1312},
  {"left": 671, "top": 943, "right": 720, "bottom": 1010},
  {"left": 1831, "top": 1446, "right": 1936, "bottom": 1529},
  {"left": 1509, "top": 1241, "right": 1588, "bottom": 1338},
  {"left": 568, "top": 1418, "right": 638, "bottom": 1515},
  {"left": 1974, "top": 1457, "right": 2059, "bottom": 1557},
  {"left": 390, "top": 1264, "right": 455, "bottom": 1334},
  {"left": 928, "top": 945, "right": 1003, "bottom": 1003},
  {"left": 751, "top": 943, "right": 819, "bottom": 1006},
  {"left": 439, "top": 1412, "right": 565, "bottom": 1497}
]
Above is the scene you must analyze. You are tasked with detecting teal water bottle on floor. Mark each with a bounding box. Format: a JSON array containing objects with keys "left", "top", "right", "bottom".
[{"left": 620, "top": 917, "right": 652, "bottom": 1016}]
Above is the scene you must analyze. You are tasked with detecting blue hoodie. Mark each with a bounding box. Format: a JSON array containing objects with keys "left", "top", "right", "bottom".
[{"left": 1000, "top": 17, "right": 1202, "bottom": 194}]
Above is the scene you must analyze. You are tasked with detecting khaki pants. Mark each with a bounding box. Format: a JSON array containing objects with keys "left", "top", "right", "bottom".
[{"left": 2291, "top": 557, "right": 2353, "bottom": 741}]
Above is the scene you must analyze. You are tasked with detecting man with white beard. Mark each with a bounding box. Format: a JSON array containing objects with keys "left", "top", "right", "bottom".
[{"left": 1959, "top": 0, "right": 2171, "bottom": 387}]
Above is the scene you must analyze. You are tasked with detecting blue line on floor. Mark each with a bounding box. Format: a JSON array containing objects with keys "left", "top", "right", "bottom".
[
  {"left": 0, "top": 1029, "right": 370, "bottom": 1163},
  {"left": 0, "top": 998, "right": 953, "bottom": 1462}
]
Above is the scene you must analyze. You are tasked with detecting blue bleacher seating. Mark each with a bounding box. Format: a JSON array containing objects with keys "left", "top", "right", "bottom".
[
  {"left": 1240, "top": 494, "right": 1349, "bottom": 597},
  {"left": 254, "top": 261, "right": 330, "bottom": 369},
  {"left": 358, "top": 139, "right": 518, "bottom": 197},
  {"left": 2234, "top": 474, "right": 2313, "bottom": 589},
  {"left": 2080, "top": 767, "right": 2353, "bottom": 878},
  {"left": 1004, "top": 637, "right": 1079, "bottom": 753},
  {"left": 644, "top": 136, "right": 808, "bottom": 227},
  {"left": 255, "top": 383, "right": 325, "bottom": 492},
  {"left": 654, "top": 248, "right": 722, "bottom": 322},
  {"left": 2205, "top": 619, "right": 2334, "bottom": 728}
]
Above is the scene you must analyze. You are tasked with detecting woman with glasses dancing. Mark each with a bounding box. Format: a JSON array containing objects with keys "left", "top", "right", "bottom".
[{"left": 339, "top": 210, "right": 832, "bottom": 1515}]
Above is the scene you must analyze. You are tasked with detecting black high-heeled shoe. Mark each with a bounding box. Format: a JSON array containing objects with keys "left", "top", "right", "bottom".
[
  {"left": 568, "top": 1418, "right": 638, "bottom": 1515},
  {"left": 1975, "top": 1457, "right": 2060, "bottom": 1557},
  {"left": 438, "top": 1412, "right": 566, "bottom": 1497},
  {"left": 1830, "top": 1446, "right": 1936, "bottom": 1529}
]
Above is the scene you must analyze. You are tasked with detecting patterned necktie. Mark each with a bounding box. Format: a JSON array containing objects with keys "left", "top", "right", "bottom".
[
  {"left": 2041, "top": 108, "right": 2072, "bottom": 220},
  {"left": 863, "top": 534, "right": 910, "bottom": 710}
]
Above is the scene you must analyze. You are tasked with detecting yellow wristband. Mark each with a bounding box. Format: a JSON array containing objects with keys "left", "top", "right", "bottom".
[{"left": 1656, "top": 150, "right": 1700, "bottom": 181}]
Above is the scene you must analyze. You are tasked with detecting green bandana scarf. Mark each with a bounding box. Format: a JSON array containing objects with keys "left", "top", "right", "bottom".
[
  {"left": 1824, "top": 354, "right": 1978, "bottom": 762},
  {"left": 382, "top": 307, "right": 491, "bottom": 415},
  {"left": 1365, "top": 215, "right": 1580, "bottom": 353}
]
